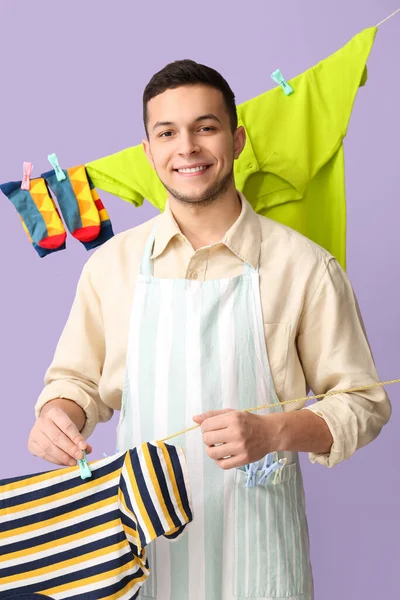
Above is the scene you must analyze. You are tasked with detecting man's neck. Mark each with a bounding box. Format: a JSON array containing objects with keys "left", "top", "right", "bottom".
[{"left": 169, "top": 189, "right": 242, "bottom": 251}]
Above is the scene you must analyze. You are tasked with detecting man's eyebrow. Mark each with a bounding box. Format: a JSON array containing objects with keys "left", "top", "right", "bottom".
[
  {"left": 152, "top": 120, "right": 174, "bottom": 132},
  {"left": 195, "top": 114, "right": 222, "bottom": 124},
  {"left": 152, "top": 113, "right": 222, "bottom": 132}
]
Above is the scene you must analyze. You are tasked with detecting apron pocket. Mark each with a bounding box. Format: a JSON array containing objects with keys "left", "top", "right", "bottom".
[{"left": 233, "top": 462, "right": 310, "bottom": 598}]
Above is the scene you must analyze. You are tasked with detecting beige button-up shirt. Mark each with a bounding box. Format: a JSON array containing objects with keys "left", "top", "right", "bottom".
[{"left": 35, "top": 193, "right": 391, "bottom": 467}]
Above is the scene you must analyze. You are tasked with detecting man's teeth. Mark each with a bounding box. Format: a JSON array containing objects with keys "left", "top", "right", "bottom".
[{"left": 177, "top": 166, "right": 208, "bottom": 173}]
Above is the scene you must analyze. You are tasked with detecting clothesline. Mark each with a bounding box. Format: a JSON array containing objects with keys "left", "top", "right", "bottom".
[
  {"left": 160, "top": 378, "right": 400, "bottom": 442},
  {"left": 376, "top": 8, "right": 400, "bottom": 27}
]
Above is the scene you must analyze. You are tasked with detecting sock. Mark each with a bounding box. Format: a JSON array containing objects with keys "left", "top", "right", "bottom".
[
  {"left": 42, "top": 165, "right": 101, "bottom": 245},
  {"left": 84, "top": 171, "right": 114, "bottom": 250},
  {"left": 0, "top": 178, "right": 67, "bottom": 257}
]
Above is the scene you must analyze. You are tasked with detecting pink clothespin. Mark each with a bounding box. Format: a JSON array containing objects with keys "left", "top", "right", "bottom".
[{"left": 21, "top": 162, "right": 33, "bottom": 190}]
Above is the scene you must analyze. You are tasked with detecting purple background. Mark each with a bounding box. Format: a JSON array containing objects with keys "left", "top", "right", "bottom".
[{"left": 0, "top": 1, "right": 399, "bottom": 597}]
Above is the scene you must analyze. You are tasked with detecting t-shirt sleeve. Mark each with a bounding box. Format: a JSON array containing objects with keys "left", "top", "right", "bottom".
[
  {"left": 238, "top": 27, "right": 377, "bottom": 180},
  {"left": 86, "top": 145, "right": 167, "bottom": 210},
  {"left": 118, "top": 443, "right": 193, "bottom": 555}
]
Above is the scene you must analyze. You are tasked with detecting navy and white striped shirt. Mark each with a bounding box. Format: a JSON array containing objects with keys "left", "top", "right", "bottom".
[{"left": 0, "top": 441, "right": 192, "bottom": 599}]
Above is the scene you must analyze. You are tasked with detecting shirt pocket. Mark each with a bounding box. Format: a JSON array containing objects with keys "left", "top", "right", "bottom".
[
  {"left": 263, "top": 323, "right": 290, "bottom": 394},
  {"left": 232, "top": 462, "right": 311, "bottom": 598}
]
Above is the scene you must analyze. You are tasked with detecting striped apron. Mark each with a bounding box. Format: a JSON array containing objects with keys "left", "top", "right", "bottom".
[{"left": 116, "top": 229, "right": 314, "bottom": 600}]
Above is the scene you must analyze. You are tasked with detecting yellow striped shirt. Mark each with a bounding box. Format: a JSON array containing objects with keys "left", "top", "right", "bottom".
[{"left": 0, "top": 442, "right": 192, "bottom": 599}]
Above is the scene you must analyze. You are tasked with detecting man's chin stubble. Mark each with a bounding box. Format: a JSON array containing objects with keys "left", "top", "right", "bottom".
[{"left": 162, "top": 169, "right": 234, "bottom": 208}]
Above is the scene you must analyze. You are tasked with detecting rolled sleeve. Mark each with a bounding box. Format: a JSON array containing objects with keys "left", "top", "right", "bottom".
[
  {"left": 297, "top": 258, "right": 392, "bottom": 467},
  {"left": 305, "top": 397, "right": 358, "bottom": 467},
  {"left": 35, "top": 262, "right": 114, "bottom": 439}
]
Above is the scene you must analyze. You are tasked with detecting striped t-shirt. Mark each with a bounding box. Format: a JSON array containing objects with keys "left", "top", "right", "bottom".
[{"left": 0, "top": 441, "right": 192, "bottom": 599}]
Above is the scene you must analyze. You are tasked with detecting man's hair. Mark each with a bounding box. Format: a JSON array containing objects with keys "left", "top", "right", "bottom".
[{"left": 143, "top": 59, "right": 238, "bottom": 137}]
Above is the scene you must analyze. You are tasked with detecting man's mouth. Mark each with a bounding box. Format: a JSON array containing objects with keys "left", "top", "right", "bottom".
[{"left": 174, "top": 165, "right": 211, "bottom": 175}]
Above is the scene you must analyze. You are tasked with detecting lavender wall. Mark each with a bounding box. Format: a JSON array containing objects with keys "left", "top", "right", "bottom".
[{"left": 0, "top": 1, "right": 399, "bottom": 597}]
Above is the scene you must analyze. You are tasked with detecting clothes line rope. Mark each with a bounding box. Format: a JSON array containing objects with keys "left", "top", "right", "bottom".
[
  {"left": 160, "top": 378, "right": 400, "bottom": 442},
  {"left": 376, "top": 8, "right": 400, "bottom": 27}
]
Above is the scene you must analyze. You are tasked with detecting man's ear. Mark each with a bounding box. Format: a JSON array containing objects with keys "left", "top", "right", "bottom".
[
  {"left": 142, "top": 138, "right": 156, "bottom": 170},
  {"left": 233, "top": 125, "right": 246, "bottom": 160}
]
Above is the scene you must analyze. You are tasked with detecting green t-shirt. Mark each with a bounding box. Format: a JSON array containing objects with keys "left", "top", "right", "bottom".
[{"left": 86, "top": 27, "right": 377, "bottom": 270}]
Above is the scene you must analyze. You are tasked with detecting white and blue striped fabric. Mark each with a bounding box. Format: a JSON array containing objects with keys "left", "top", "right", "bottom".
[{"left": 117, "top": 228, "right": 314, "bottom": 600}]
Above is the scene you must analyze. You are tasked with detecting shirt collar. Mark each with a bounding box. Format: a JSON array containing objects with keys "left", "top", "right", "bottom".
[
  {"left": 151, "top": 201, "right": 184, "bottom": 260},
  {"left": 221, "top": 192, "right": 261, "bottom": 268},
  {"left": 234, "top": 115, "right": 308, "bottom": 200},
  {"left": 151, "top": 191, "right": 261, "bottom": 269}
]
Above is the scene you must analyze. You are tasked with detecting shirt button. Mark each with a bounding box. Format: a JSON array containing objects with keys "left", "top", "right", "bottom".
[{"left": 190, "top": 271, "right": 198, "bottom": 280}]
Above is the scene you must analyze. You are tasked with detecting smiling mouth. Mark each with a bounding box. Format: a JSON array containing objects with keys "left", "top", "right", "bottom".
[{"left": 174, "top": 165, "right": 211, "bottom": 174}]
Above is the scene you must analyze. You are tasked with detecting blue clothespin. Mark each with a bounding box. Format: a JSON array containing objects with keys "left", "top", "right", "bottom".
[
  {"left": 271, "top": 69, "right": 294, "bottom": 96},
  {"left": 47, "top": 152, "right": 66, "bottom": 182},
  {"left": 257, "top": 453, "right": 281, "bottom": 486},
  {"left": 245, "top": 462, "right": 259, "bottom": 488},
  {"left": 78, "top": 450, "right": 92, "bottom": 480}
]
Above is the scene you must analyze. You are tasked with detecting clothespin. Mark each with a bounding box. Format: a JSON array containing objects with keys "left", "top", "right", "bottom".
[
  {"left": 78, "top": 450, "right": 92, "bottom": 480},
  {"left": 21, "top": 162, "right": 33, "bottom": 190},
  {"left": 272, "top": 457, "right": 288, "bottom": 484},
  {"left": 258, "top": 453, "right": 282, "bottom": 486},
  {"left": 245, "top": 462, "right": 259, "bottom": 488},
  {"left": 47, "top": 152, "right": 66, "bottom": 182},
  {"left": 271, "top": 69, "right": 294, "bottom": 96}
]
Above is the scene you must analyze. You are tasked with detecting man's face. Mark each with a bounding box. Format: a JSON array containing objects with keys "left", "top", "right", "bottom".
[{"left": 143, "top": 84, "right": 246, "bottom": 206}]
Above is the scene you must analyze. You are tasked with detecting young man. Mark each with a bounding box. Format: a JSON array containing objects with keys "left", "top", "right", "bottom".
[{"left": 29, "top": 60, "right": 391, "bottom": 599}]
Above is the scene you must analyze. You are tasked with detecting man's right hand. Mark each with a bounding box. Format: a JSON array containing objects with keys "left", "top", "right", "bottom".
[{"left": 28, "top": 399, "right": 92, "bottom": 466}]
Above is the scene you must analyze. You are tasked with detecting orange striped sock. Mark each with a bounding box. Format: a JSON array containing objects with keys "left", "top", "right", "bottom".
[
  {"left": 0, "top": 179, "right": 66, "bottom": 257},
  {"left": 83, "top": 175, "right": 114, "bottom": 250},
  {"left": 42, "top": 166, "right": 100, "bottom": 245}
]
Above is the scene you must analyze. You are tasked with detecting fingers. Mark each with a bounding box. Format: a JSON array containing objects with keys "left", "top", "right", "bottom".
[
  {"left": 28, "top": 407, "right": 91, "bottom": 467},
  {"left": 206, "top": 442, "right": 238, "bottom": 461},
  {"left": 215, "top": 456, "right": 242, "bottom": 470},
  {"left": 193, "top": 408, "right": 233, "bottom": 426},
  {"left": 198, "top": 410, "right": 262, "bottom": 470},
  {"left": 203, "top": 429, "right": 230, "bottom": 447},
  {"left": 204, "top": 441, "right": 246, "bottom": 468},
  {"left": 44, "top": 418, "right": 85, "bottom": 462},
  {"left": 199, "top": 411, "right": 237, "bottom": 433},
  {"left": 192, "top": 415, "right": 204, "bottom": 425},
  {"left": 51, "top": 409, "right": 88, "bottom": 458},
  {"left": 29, "top": 430, "right": 78, "bottom": 467}
]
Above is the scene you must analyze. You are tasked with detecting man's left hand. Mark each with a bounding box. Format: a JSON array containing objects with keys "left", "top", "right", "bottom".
[{"left": 193, "top": 409, "right": 284, "bottom": 470}]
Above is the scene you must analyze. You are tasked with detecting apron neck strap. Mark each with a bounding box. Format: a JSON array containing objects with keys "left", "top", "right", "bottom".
[
  {"left": 140, "top": 225, "right": 157, "bottom": 277},
  {"left": 243, "top": 261, "right": 257, "bottom": 274}
]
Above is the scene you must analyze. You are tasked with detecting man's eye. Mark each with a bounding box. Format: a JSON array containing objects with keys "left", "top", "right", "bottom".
[
  {"left": 199, "top": 126, "right": 215, "bottom": 132},
  {"left": 159, "top": 131, "right": 173, "bottom": 138}
]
